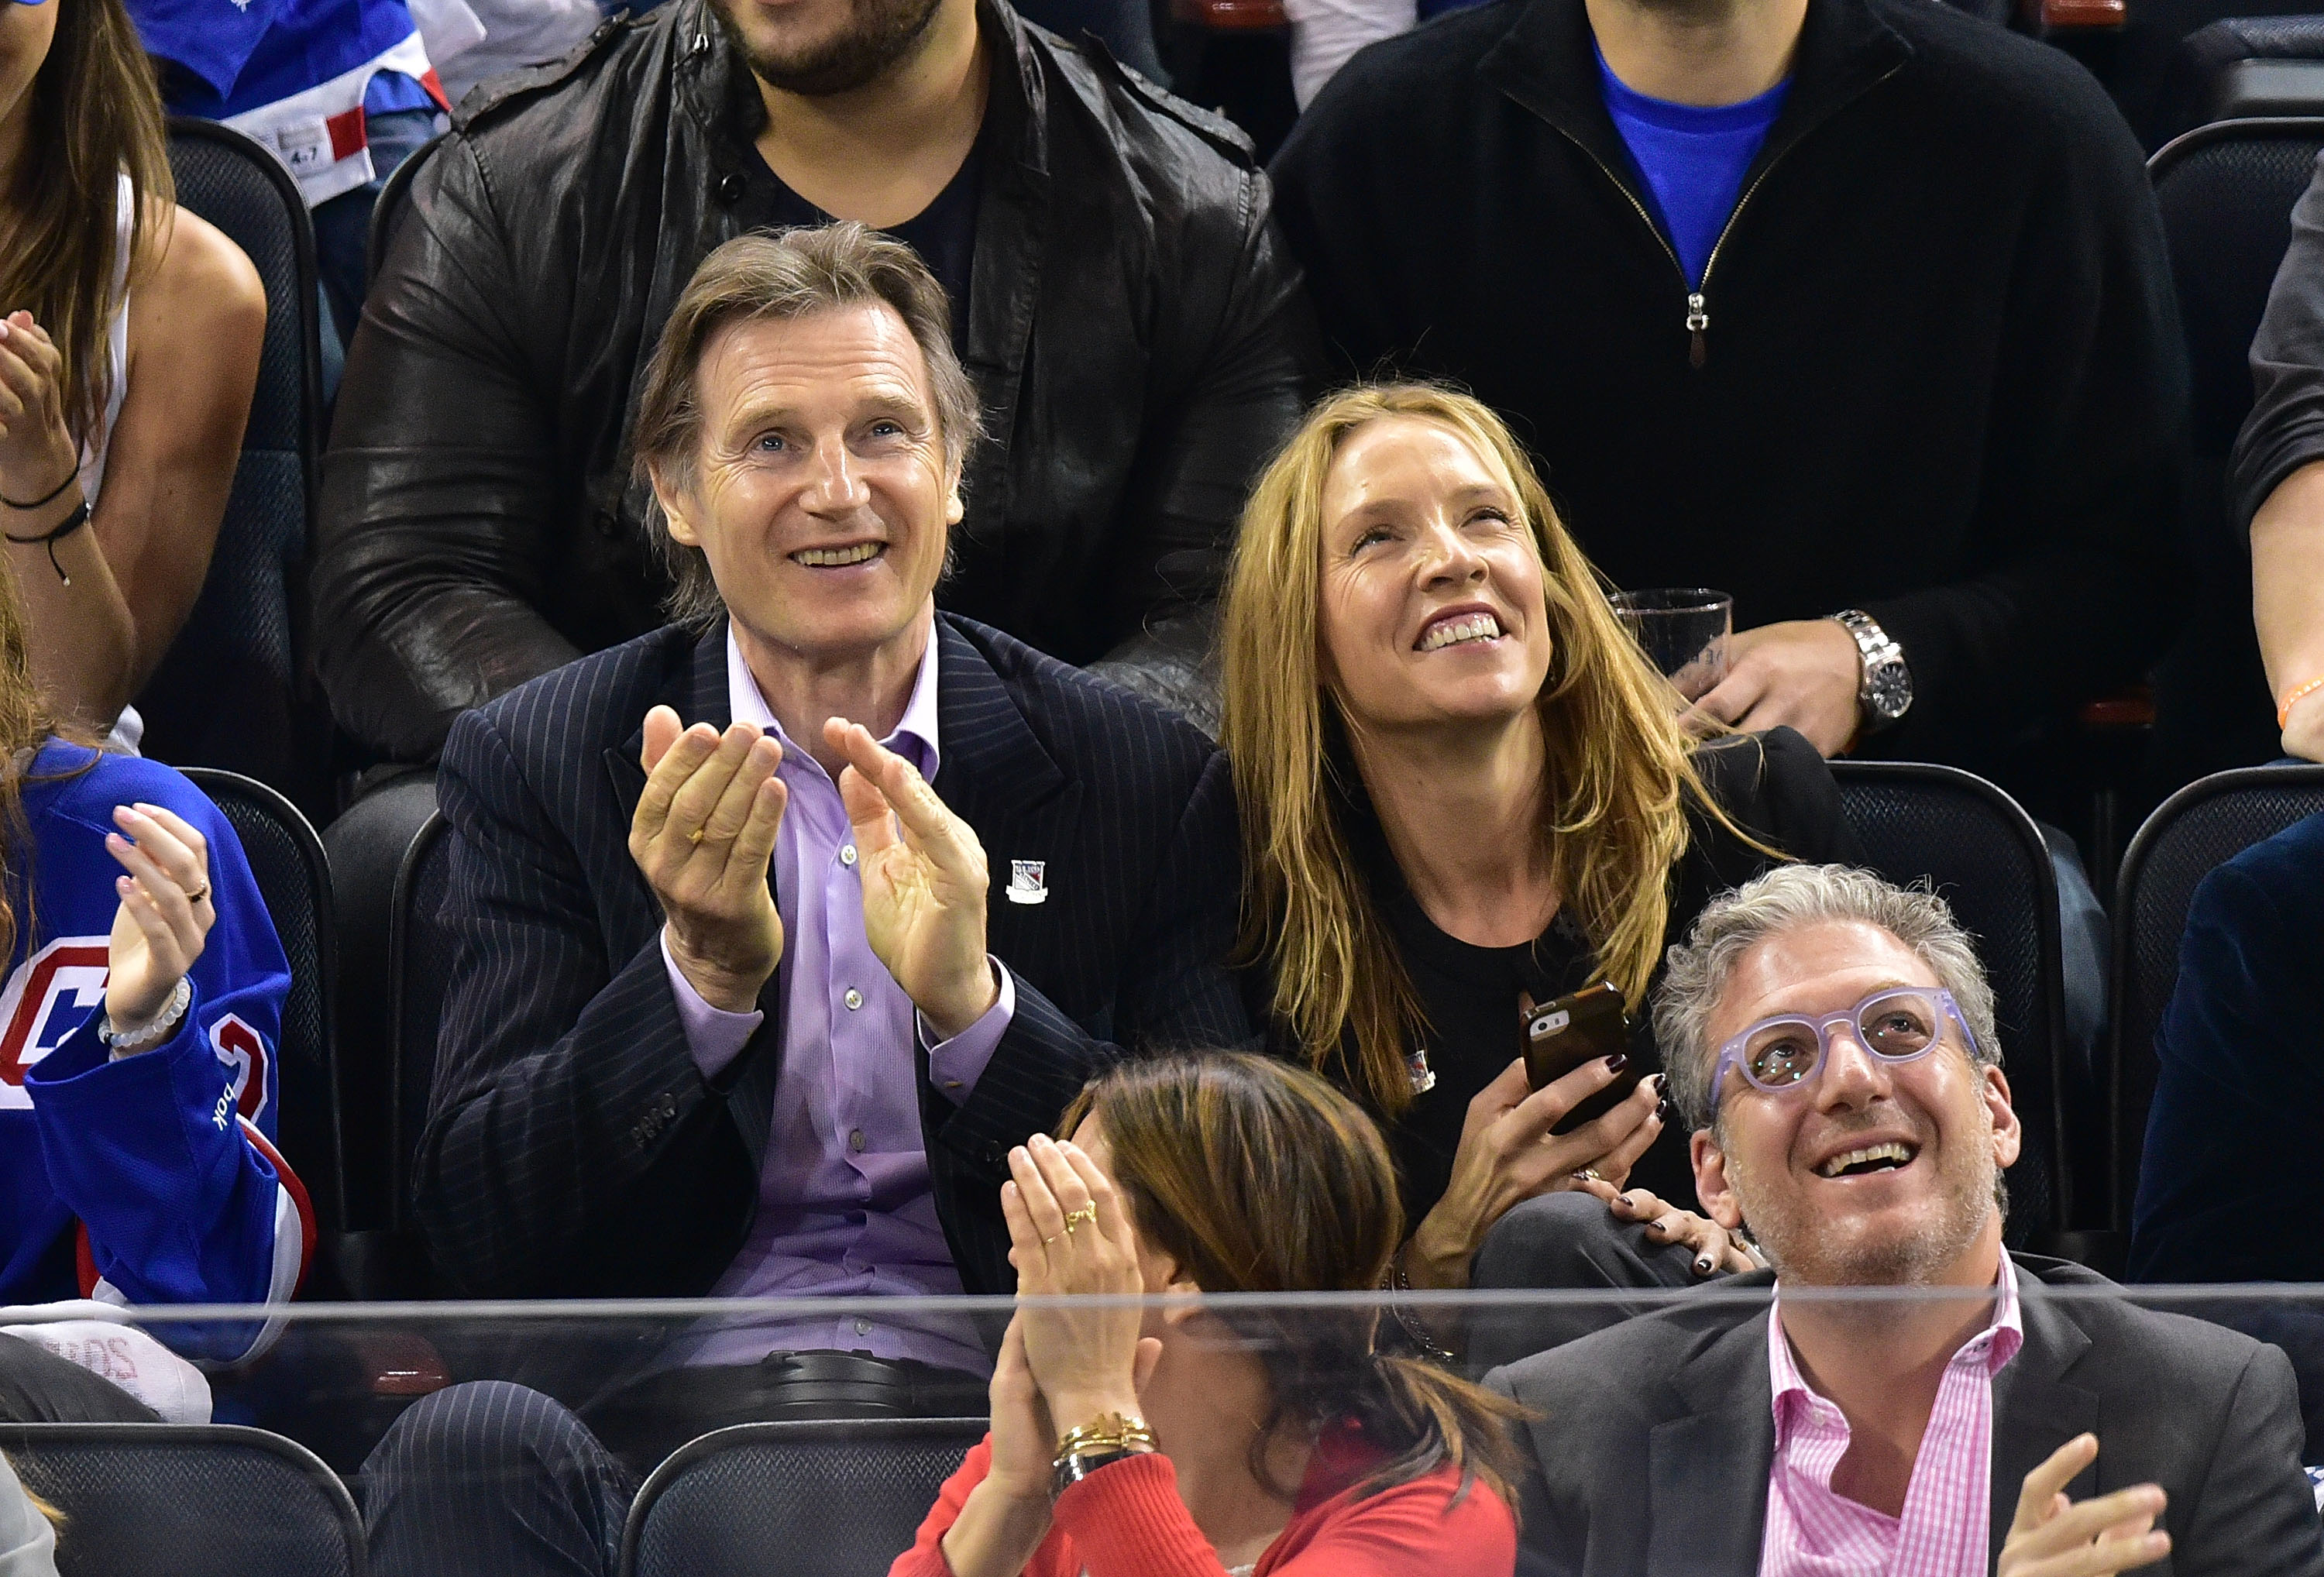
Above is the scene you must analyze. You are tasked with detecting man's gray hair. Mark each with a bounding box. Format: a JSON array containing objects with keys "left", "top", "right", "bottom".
[
  {"left": 1653, "top": 864, "right": 2003, "bottom": 1132},
  {"left": 627, "top": 222, "right": 986, "bottom": 630}
]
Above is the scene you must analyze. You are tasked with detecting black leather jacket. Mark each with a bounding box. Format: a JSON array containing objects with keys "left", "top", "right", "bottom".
[{"left": 316, "top": 0, "right": 1315, "bottom": 761}]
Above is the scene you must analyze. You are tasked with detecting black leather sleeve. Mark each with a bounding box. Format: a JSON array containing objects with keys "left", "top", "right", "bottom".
[
  {"left": 413, "top": 704, "right": 755, "bottom": 1298},
  {"left": 315, "top": 135, "right": 588, "bottom": 764},
  {"left": 1102, "top": 167, "right": 1320, "bottom": 645}
]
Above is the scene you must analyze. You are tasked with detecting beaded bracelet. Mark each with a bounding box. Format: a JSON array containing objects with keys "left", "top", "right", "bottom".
[{"left": 2280, "top": 675, "right": 2324, "bottom": 731}]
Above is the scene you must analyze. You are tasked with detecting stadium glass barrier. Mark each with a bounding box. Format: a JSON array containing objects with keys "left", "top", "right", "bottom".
[{"left": 5, "top": 1283, "right": 2323, "bottom": 1575}]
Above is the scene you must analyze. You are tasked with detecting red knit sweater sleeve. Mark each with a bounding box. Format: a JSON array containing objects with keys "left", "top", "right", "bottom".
[{"left": 1052, "top": 1453, "right": 1518, "bottom": 1577}]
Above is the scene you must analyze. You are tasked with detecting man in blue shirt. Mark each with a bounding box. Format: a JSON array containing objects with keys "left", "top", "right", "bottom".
[{"left": 1274, "top": 0, "right": 2187, "bottom": 816}]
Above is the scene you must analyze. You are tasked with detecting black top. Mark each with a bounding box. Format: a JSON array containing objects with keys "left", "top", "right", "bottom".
[
  {"left": 750, "top": 146, "right": 984, "bottom": 349},
  {"left": 1270, "top": 0, "right": 2189, "bottom": 799},
  {"left": 1353, "top": 727, "right": 1863, "bottom": 1218}
]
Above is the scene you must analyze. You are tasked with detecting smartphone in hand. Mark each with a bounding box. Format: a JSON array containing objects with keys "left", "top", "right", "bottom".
[{"left": 1522, "top": 980, "right": 1638, "bottom": 1135}]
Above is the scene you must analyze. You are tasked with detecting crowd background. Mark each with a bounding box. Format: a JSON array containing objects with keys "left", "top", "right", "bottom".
[{"left": 10, "top": 0, "right": 2324, "bottom": 1565}]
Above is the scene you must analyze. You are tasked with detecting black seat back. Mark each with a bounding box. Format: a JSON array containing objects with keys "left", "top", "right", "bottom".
[
  {"left": 390, "top": 809, "right": 456, "bottom": 1235},
  {"left": 2109, "top": 763, "right": 2324, "bottom": 1228},
  {"left": 0, "top": 1422, "right": 364, "bottom": 1577},
  {"left": 1830, "top": 761, "right": 2071, "bottom": 1243},
  {"left": 2145, "top": 119, "right": 2324, "bottom": 784},
  {"left": 141, "top": 121, "right": 325, "bottom": 813},
  {"left": 2157, "top": 19, "right": 2324, "bottom": 144},
  {"left": 181, "top": 768, "right": 342, "bottom": 1235},
  {"left": 618, "top": 1418, "right": 988, "bottom": 1577}
]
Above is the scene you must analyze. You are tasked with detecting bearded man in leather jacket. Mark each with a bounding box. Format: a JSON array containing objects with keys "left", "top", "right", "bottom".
[{"left": 315, "top": 0, "right": 1317, "bottom": 764}]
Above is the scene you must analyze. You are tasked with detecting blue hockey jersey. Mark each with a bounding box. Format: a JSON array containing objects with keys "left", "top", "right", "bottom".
[{"left": 0, "top": 744, "right": 303, "bottom": 1364}]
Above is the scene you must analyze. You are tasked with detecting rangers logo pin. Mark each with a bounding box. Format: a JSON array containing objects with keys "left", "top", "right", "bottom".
[{"left": 1006, "top": 860, "right": 1048, "bottom": 905}]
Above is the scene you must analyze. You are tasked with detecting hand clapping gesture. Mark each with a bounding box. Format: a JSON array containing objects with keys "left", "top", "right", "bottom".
[
  {"left": 630, "top": 706, "right": 788, "bottom": 1012},
  {"left": 825, "top": 717, "right": 998, "bottom": 1039},
  {"left": 1999, "top": 1434, "right": 2170, "bottom": 1577},
  {"left": 103, "top": 802, "right": 214, "bottom": 1048}
]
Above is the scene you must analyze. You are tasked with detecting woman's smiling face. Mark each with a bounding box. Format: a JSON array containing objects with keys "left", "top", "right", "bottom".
[{"left": 1315, "top": 415, "right": 1555, "bottom": 735}]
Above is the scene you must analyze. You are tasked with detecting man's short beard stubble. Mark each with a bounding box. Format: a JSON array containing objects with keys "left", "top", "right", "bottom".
[
  {"left": 712, "top": 0, "right": 945, "bottom": 96},
  {"left": 1724, "top": 1112, "right": 2001, "bottom": 1292}
]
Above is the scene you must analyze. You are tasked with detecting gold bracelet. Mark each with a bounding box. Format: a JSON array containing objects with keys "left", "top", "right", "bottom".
[{"left": 1054, "top": 1413, "right": 1156, "bottom": 1464}]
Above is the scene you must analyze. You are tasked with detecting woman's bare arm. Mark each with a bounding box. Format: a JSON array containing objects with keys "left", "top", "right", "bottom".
[
  {"left": 2250, "top": 457, "right": 2324, "bottom": 759},
  {"left": 94, "top": 201, "right": 265, "bottom": 696}
]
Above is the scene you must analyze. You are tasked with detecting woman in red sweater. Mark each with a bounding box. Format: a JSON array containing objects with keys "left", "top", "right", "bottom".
[{"left": 892, "top": 1052, "right": 1523, "bottom": 1577}]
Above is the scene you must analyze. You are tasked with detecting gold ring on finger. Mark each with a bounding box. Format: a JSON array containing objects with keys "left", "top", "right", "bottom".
[
  {"left": 1063, "top": 1204, "right": 1097, "bottom": 1235},
  {"left": 1576, "top": 1166, "right": 1603, "bottom": 1184},
  {"left": 1042, "top": 1234, "right": 1059, "bottom": 1246},
  {"left": 687, "top": 826, "right": 707, "bottom": 846},
  {"left": 180, "top": 881, "right": 211, "bottom": 905}
]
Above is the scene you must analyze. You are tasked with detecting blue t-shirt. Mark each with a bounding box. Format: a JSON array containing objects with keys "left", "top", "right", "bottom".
[{"left": 1597, "top": 46, "right": 1789, "bottom": 289}]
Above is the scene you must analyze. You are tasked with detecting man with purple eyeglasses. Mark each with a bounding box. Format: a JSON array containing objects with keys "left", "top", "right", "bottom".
[{"left": 1481, "top": 864, "right": 2322, "bottom": 1577}]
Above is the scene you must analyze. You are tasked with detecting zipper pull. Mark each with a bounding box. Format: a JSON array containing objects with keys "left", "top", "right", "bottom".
[{"left": 1686, "top": 292, "right": 1708, "bottom": 369}]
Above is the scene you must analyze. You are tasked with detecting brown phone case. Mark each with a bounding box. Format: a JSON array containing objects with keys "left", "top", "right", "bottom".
[{"left": 1522, "top": 981, "right": 1638, "bottom": 1135}]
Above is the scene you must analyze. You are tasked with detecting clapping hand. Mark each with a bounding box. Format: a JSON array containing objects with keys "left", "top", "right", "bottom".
[
  {"left": 1999, "top": 1434, "right": 2169, "bottom": 1577},
  {"left": 631, "top": 706, "right": 787, "bottom": 1012},
  {"left": 1002, "top": 1135, "right": 1159, "bottom": 1431},
  {"left": 826, "top": 718, "right": 998, "bottom": 1039},
  {"left": 104, "top": 803, "right": 213, "bottom": 1043}
]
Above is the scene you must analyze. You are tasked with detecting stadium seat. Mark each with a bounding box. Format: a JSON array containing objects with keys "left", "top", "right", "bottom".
[
  {"left": 2144, "top": 119, "right": 2324, "bottom": 799},
  {"left": 617, "top": 1417, "right": 988, "bottom": 1577},
  {"left": 2109, "top": 763, "right": 2324, "bottom": 1232},
  {"left": 0, "top": 1421, "right": 365, "bottom": 1577},
  {"left": 139, "top": 122, "right": 328, "bottom": 817},
  {"left": 2155, "top": 16, "right": 2324, "bottom": 143},
  {"left": 180, "top": 768, "right": 345, "bottom": 1242},
  {"left": 1828, "top": 761, "right": 2081, "bottom": 1250},
  {"left": 320, "top": 775, "right": 438, "bottom": 1247}
]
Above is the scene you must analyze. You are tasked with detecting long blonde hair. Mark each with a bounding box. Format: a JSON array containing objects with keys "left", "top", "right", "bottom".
[{"left": 1221, "top": 383, "right": 1746, "bottom": 1116}]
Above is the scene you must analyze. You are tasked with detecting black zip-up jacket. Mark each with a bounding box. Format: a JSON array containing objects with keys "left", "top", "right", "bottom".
[
  {"left": 1271, "top": 0, "right": 2189, "bottom": 785},
  {"left": 316, "top": 0, "right": 1315, "bottom": 762}
]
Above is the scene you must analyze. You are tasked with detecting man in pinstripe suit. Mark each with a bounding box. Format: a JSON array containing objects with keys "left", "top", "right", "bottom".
[{"left": 363, "top": 225, "right": 1249, "bottom": 1577}]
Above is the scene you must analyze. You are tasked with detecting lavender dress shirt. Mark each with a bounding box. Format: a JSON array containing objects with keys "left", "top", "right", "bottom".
[{"left": 659, "top": 623, "right": 1013, "bottom": 1376}]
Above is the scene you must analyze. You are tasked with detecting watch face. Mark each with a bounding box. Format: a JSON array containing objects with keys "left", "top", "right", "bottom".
[{"left": 1866, "top": 659, "right": 1913, "bottom": 720}]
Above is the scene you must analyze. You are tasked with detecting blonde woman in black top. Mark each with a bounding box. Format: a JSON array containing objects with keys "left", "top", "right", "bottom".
[{"left": 1220, "top": 383, "right": 1862, "bottom": 1355}]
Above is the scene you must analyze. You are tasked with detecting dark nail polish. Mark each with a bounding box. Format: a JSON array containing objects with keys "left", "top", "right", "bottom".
[
  {"left": 1604, "top": 1053, "right": 1628, "bottom": 1074},
  {"left": 1697, "top": 1256, "right": 1714, "bottom": 1273},
  {"left": 1657, "top": 1094, "right": 1676, "bottom": 1122}
]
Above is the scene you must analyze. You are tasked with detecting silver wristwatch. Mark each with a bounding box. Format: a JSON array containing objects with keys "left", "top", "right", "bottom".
[{"left": 1828, "top": 610, "right": 1912, "bottom": 732}]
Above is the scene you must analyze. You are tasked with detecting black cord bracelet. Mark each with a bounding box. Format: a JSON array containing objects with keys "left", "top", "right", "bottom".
[
  {"left": 0, "top": 469, "right": 78, "bottom": 514},
  {"left": 5, "top": 500, "right": 90, "bottom": 585}
]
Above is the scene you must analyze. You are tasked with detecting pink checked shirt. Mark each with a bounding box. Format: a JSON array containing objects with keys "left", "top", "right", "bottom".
[{"left": 1758, "top": 1251, "right": 2025, "bottom": 1577}]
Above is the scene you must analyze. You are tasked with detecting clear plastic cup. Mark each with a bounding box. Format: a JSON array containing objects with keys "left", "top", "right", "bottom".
[{"left": 1611, "top": 588, "right": 1732, "bottom": 703}]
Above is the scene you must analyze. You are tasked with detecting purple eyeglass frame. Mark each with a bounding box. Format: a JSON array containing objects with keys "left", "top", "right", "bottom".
[{"left": 1706, "top": 986, "right": 1978, "bottom": 1118}]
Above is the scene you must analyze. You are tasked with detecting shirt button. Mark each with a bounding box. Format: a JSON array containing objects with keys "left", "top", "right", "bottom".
[
  {"left": 854, "top": 1319, "right": 872, "bottom": 1337},
  {"left": 848, "top": 1128, "right": 865, "bottom": 1153},
  {"left": 844, "top": 987, "right": 863, "bottom": 1011},
  {"left": 840, "top": 844, "right": 857, "bottom": 867},
  {"left": 716, "top": 171, "right": 746, "bottom": 206}
]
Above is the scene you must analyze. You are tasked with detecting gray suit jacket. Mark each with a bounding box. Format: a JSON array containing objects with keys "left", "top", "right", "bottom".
[{"left": 1483, "top": 1257, "right": 2324, "bottom": 1577}]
